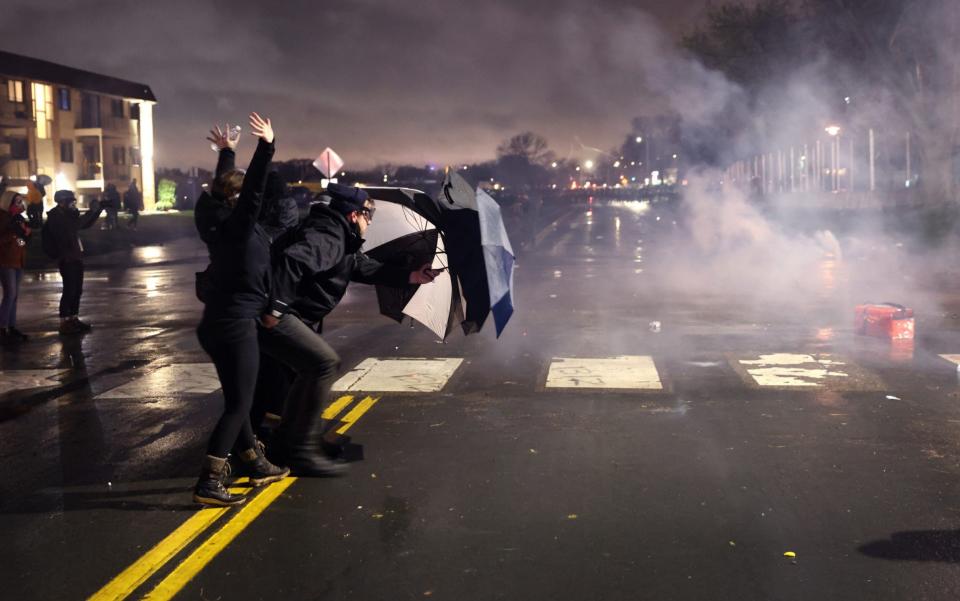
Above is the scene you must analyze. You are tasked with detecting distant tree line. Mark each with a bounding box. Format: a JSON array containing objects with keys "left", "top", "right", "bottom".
[{"left": 681, "top": 0, "right": 960, "bottom": 201}]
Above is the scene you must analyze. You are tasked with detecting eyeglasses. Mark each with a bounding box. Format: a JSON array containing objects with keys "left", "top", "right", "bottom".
[{"left": 360, "top": 206, "right": 375, "bottom": 222}]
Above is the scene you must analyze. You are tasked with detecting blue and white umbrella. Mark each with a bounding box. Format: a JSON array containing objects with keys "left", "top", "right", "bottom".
[
  {"left": 437, "top": 172, "right": 515, "bottom": 337},
  {"left": 475, "top": 186, "right": 515, "bottom": 337},
  {"left": 361, "top": 174, "right": 515, "bottom": 339}
]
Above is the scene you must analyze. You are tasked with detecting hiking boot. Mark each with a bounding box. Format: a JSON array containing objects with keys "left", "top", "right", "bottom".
[
  {"left": 237, "top": 446, "right": 290, "bottom": 487},
  {"left": 285, "top": 452, "right": 349, "bottom": 477},
  {"left": 7, "top": 327, "right": 28, "bottom": 342},
  {"left": 58, "top": 320, "right": 81, "bottom": 335},
  {"left": 193, "top": 455, "right": 246, "bottom": 507}
]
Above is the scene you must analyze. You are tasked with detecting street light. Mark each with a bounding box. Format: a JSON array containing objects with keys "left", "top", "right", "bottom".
[
  {"left": 584, "top": 159, "right": 594, "bottom": 170},
  {"left": 825, "top": 125, "right": 841, "bottom": 191},
  {"left": 635, "top": 136, "right": 643, "bottom": 144}
]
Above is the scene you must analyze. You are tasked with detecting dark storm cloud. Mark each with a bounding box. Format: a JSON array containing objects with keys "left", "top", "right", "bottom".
[{"left": 0, "top": 0, "right": 715, "bottom": 169}]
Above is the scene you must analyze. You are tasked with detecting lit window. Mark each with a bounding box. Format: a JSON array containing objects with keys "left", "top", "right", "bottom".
[
  {"left": 31, "top": 83, "right": 54, "bottom": 139},
  {"left": 60, "top": 140, "right": 74, "bottom": 163},
  {"left": 7, "top": 80, "right": 23, "bottom": 103},
  {"left": 10, "top": 138, "right": 28, "bottom": 160},
  {"left": 58, "top": 88, "right": 71, "bottom": 111}
]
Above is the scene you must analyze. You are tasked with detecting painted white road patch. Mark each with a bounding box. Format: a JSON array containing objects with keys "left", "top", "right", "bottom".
[
  {"left": 0, "top": 370, "right": 65, "bottom": 395},
  {"left": 545, "top": 356, "right": 663, "bottom": 390},
  {"left": 738, "top": 353, "right": 849, "bottom": 387},
  {"left": 333, "top": 358, "right": 463, "bottom": 392},
  {"left": 939, "top": 355, "right": 960, "bottom": 370},
  {"left": 96, "top": 363, "right": 220, "bottom": 399}
]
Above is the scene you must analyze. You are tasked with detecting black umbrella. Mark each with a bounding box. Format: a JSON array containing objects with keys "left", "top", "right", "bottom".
[
  {"left": 362, "top": 188, "right": 464, "bottom": 339},
  {"left": 363, "top": 179, "right": 514, "bottom": 338}
]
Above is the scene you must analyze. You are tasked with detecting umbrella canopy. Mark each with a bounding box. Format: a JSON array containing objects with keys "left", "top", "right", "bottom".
[
  {"left": 362, "top": 189, "right": 463, "bottom": 339},
  {"left": 362, "top": 179, "right": 515, "bottom": 339},
  {"left": 475, "top": 187, "right": 515, "bottom": 337},
  {"left": 437, "top": 172, "right": 515, "bottom": 336}
]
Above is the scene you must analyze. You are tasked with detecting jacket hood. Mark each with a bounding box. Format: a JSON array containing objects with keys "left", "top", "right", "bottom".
[{"left": 0, "top": 190, "right": 21, "bottom": 212}]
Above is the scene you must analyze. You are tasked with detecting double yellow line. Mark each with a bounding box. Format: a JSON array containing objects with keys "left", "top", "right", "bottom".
[{"left": 89, "top": 395, "right": 379, "bottom": 601}]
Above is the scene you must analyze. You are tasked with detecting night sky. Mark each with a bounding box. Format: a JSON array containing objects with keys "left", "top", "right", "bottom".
[{"left": 2, "top": 0, "right": 717, "bottom": 170}]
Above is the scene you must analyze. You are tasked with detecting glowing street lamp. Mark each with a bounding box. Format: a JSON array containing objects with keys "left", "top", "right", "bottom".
[
  {"left": 824, "top": 125, "right": 841, "bottom": 191},
  {"left": 635, "top": 136, "right": 643, "bottom": 144},
  {"left": 584, "top": 159, "right": 594, "bottom": 170}
]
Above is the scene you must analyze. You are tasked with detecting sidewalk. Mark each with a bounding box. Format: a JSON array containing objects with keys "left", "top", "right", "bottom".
[{"left": 26, "top": 211, "right": 198, "bottom": 271}]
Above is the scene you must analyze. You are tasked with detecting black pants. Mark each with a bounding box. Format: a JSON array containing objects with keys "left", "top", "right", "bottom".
[
  {"left": 258, "top": 314, "right": 340, "bottom": 454},
  {"left": 128, "top": 210, "right": 139, "bottom": 228},
  {"left": 197, "top": 316, "right": 259, "bottom": 458},
  {"left": 27, "top": 204, "right": 43, "bottom": 229},
  {"left": 59, "top": 260, "right": 84, "bottom": 318},
  {"left": 251, "top": 352, "right": 293, "bottom": 431}
]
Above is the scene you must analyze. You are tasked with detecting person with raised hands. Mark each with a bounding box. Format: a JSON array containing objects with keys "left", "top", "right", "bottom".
[{"left": 192, "top": 112, "right": 289, "bottom": 506}]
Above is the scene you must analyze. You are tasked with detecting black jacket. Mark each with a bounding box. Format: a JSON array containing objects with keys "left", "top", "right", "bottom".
[
  {"left": 269, "top": 203, "right": 408, "bottom": 327},
  {"left": 194, "top": 139, "right": 275, "bottom": 319},
  {"left": 44, "top": 202, "right": 102, "bottom": 262}
]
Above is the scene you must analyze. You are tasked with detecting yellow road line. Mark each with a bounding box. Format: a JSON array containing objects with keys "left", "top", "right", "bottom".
[
  {"left": 90, "top": 394, "right": 380, "bottom": 600},
  {"left": 86, "top": 479, "right": 252, "bottom": 601},
  {"left": 322, "top": 394, "right": 355, "bottom": 420},
  {"left": 143, "top": 477, "right": 298, "bottom": 601},
  {"left": 335, "top": 396, "right": 379, "bottom": 435}
]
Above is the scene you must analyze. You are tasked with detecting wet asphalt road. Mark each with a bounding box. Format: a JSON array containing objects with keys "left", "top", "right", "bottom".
[{"left": 4, "top": 200, "right": 960, "bottom": 600}]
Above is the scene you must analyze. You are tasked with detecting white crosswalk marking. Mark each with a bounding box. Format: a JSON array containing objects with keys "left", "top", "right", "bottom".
[
  {"left": 545, "top": 356, "right": 663, "bottom": 390},
  {"left": 96, "top": 364, "right": 220, "bottom": 399},
  {"left": 333, "top": 358, "right": 464, "bottom": 392},
  {"left": 0, "top": 370, "right": 65, "bottom": 395},
  {"left": 737, "top": 353, "right": 850, "bottom": 387},
  {"left": 939, "top": 355, "right": 960, "bottom": 370}
]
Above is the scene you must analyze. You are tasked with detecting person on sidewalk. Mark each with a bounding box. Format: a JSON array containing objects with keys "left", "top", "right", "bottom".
[
  {"left": 44, "top": 190, "right": 102, "bottom": 335},
  {"left": 259, "top": 184, "right": 440, "bottom": 476},
  {"left": 25, "top": 181, "right": 45, "bottom": 229},
  {"left": 0, "top": 191, "right": 32, "bottom": 344},
  {"left": 192, "top": 113, "right": 289, "bottom": 507},
  {"left": 123, "top": 179, "right": 143, "bottom": 230},
  {"left": 101, "top": 184, "right": 121, "bottom": 230}
]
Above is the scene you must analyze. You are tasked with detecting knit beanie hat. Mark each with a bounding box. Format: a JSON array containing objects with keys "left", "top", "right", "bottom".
[{"left": 327, "top": 183, "right": 368, "bottom": 216}]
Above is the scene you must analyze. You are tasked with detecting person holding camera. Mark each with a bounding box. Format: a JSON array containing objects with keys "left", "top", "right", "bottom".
[{"left": 43, "top": 190, "right": 102, "bottom": 335}]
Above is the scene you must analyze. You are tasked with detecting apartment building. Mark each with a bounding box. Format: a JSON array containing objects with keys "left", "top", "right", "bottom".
[{"left": 0, "top": 50, "right": 157, "bottom": 209}]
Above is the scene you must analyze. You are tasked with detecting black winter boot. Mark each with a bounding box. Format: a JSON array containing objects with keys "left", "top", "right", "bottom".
[
  {"left": 276, "top": 406, "right": 348, "bottom": 477},
  {"left": 286, "top": 450, "right": 349, "bottom": 477},
  {"left": 193, "top": 455, "right": 246, "bottom": 506},
  {"left": 238, "top": 444, "right": 290, "bottom": 487}
]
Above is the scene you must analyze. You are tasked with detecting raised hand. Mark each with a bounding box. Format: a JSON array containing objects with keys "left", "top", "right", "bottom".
[
  {"left": 206, "top": 124, "right": 239, "bottom": 151},
  {"left": 249, "top": 113, "right": 274, "bottom": 144}
]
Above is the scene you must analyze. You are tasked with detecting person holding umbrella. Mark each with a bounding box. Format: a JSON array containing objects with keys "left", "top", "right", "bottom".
[
  {"left": 44, "top": 190, "right": 103, "bottom": 334},
  {"left": 258, "top": 184, "right": 440, "bottom": 475}
]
